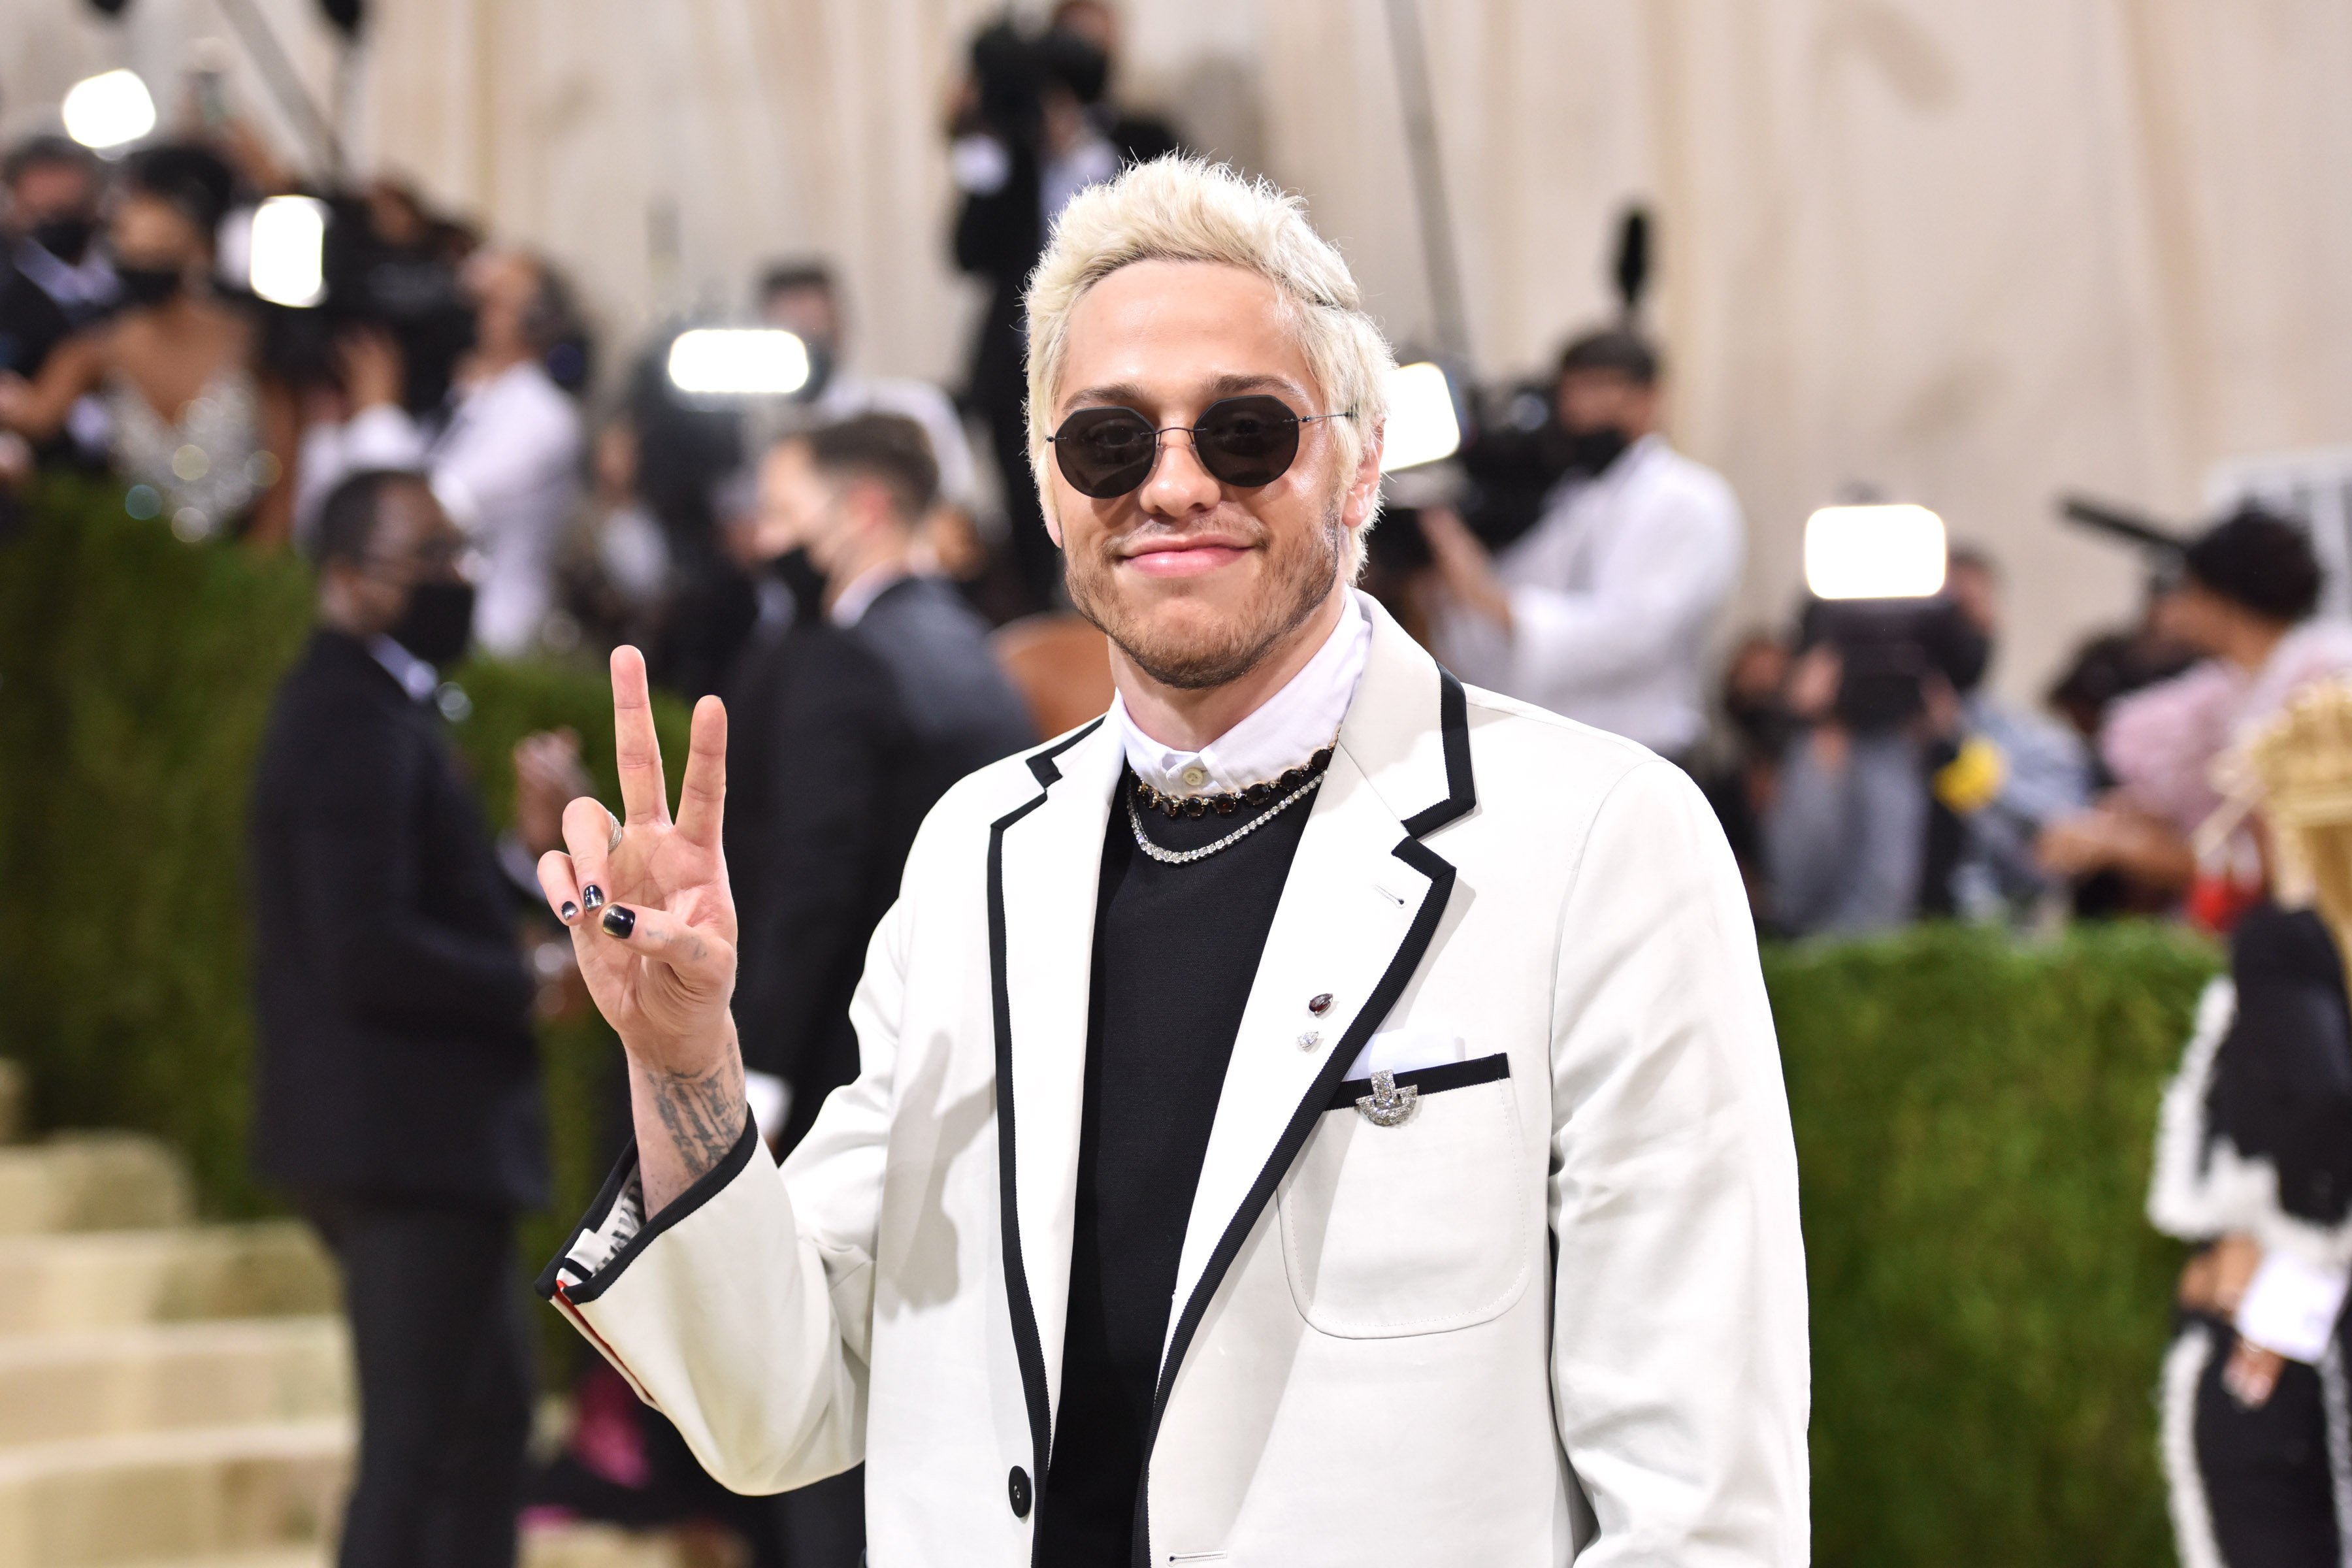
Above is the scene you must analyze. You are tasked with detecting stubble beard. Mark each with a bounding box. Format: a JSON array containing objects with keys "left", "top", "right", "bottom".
[{"left": 1066, "top": 504, "right": 1345, "bottom": 692}]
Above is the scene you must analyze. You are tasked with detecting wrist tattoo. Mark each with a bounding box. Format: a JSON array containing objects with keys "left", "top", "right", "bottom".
[{"left": 651, "top": 1062, "right": 743, "bottom": 1180}]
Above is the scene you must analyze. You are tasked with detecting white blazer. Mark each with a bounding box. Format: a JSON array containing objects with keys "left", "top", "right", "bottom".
[{"left": 544, "top": 601, "right": 1810, "bottom": 1566}]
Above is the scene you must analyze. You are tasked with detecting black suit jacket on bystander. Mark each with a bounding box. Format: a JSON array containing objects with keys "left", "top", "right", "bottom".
[
  {"left": 248, "top": 630, "right": 547, "bottom": 1209},
  {"left": 726, "top": 575, "right": 1034, "bottom": 1150}
]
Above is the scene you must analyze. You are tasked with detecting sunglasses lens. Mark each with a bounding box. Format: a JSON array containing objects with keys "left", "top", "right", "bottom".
[
  {"left": 1054, "top": 408, "right": 1160, "bottom": 498},
  {"left": 1196, "top": 397, "right": 1301, "bottom": 489}
]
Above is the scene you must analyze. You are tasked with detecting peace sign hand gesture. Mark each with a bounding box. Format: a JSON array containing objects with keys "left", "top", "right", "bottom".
[{"left": 536, "top": 647, "right": 744, "bottom": 1211}]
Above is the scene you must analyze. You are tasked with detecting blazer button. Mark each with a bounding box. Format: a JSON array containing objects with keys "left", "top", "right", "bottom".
[{"left": 1008, "top": 1464, "right": 1033, "bottom": 1518}]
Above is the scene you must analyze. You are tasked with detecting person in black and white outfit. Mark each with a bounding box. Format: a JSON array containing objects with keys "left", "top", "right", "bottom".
[
  {"left": 2151, "top": 681, "right": 2352, "bottom": 1568},
  {"left": 517, "top": 157, "right": 1806, "bottom": 1567}
]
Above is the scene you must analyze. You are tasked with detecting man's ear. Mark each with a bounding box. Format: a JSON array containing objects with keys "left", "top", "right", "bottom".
[{"left": 1341, "top": 420, "right": 1385, "bottom": 533}]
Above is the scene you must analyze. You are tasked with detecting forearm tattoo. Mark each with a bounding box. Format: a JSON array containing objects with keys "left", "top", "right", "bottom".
[{"left": 651, "top": 1061, "right": 743, "bottom": 1181}]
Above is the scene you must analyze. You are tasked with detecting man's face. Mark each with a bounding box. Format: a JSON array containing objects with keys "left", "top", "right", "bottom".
[
  {"left": 464, "top": 250, "right": 540, "bottom": 349},
  {"left": 1555, "top": 368, "right": 1658, "bottom": 436},
  {"left": 1947, "top": 561, "right": 1999, "bottom": 638},
  {"left": 333, "top": 480, "right": 465, "bottom": 635},
  {"left": 1046, "top": 259, "right": 1380, "bottom": 691},
  {"left": 762, "top": 284, "right": 841, "bottom": 356},
  {"left": 753, "top": 440, "right": 840, "bottom": 564},
  {"left": 8, "top": 161, "right": 96, "bottom": 230}
]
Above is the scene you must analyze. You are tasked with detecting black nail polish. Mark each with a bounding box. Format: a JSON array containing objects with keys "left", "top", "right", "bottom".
[
  {"left": 581, "top": 885, "right": 606, "bottom": 911},
  {"left": 600, "top": 905, "right": 636, "bottom": 939},
  {"left": 559, "top": 901, "right": 579, "bottom": 923}
]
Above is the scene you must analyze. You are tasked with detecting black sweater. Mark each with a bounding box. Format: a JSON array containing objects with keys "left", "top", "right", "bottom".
[{"left": 1039, "top": 768, "right": 1318, "bottom": 1567}]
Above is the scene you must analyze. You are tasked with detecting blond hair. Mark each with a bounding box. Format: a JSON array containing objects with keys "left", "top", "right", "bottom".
[{"left": 1024, "top": 156, "right": 1395, "bottom": 576}]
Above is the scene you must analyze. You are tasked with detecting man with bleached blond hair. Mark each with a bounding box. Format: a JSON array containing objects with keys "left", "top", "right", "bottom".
[{"left": 529, "top": 157, "right": 1808, "bottom": 1566}]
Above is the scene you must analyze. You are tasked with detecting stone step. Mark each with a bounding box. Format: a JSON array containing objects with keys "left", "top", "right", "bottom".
[
  {"left": 112, "top": 1522, "right": 729, "bottom": 1568},
  {"left": 0, "top": 1419, "right": 350, "bottom": 1568},
  {"left": 0, "top": 1135, "right": 193, "bottom": 1236},
  {"left": 0, "top": 1224, "right": 336, "bottom": 1336},
  {"left": 0, "top": 1319, "right": 350, "bottom": 1448}
]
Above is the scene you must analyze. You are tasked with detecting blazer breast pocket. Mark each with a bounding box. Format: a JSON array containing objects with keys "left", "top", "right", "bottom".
[{"left": 1277, "top": 1051, "right": 1532, "bottom": 1338}]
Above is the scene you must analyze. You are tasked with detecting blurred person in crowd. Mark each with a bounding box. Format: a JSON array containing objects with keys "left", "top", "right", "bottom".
[
  {"left": 1758, "top": 551, "right": 2069, "bottom": 937},
  {"left": 720, "top": 414, "right": 1032, "bottom": 1562},
  {"left": 0, "top": 142, "right": 295, "bottom": 542},
  {"left": 950, "top": 6, "right": 1179, "bottom": 611},
  {"left": 2148, "top": 682, "right": 2352, "bottom": 1568},
  {"left": 2039, "top": 508, "right": 2352, "bottom": 926},
  {"left": 758, "top": 260, "right": 980, "bottom": 527},
  {"left": 612, "top": 327, "right": 754, "bottom": 700},
  {"left": 0, "top": 136, "right": 116, "bottom": 468},
  {"left": 730, "top": 414, "right": 1034, "bottom": 1149},
  {"left": 1418, "top": 327, "right": 1743, "bottom": 763},
  {"left": 248, "top": 468, "right": 582, "bottom": 1568},
  {"left": 1698, "top": 630, "right": 1794, "bottom": 915},
  {"left": 298, "top": 248, "right": 586, "bottom": 655},
  {"left": 1925, "top": 547, "right": 2092, "bottom": 921}
]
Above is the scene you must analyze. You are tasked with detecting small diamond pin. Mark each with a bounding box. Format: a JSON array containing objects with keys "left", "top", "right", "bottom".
[{"left": 1297, "top": 1030, "right": 1320, "bottom": 1051}]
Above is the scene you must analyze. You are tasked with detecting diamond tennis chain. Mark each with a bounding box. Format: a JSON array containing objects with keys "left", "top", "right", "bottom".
[{"left": 1125, "top": 772, "right": 1326, "bottom": 866}]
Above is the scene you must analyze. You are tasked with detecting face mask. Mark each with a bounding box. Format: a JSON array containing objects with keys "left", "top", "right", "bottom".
[
  {"left": 31, "top": 216, "right": 95, "bottom": 264},
  {"left": 766, "top": 546, "right": 828, "bottom": 620},
  {"left": 1942, "top": 622, "right": 1993, "bottom": 695},
  {"left": 114, "top": 265, "right": 185, "bottom": 308},
  {"left": 1561, "top": 424, "right": 1632, "bottom": 476},
  {"left": 389, "top": 580, "right": 477, "bottom": 667},
  {"left": 796, "top": 336, "right": 837, "bottom": 402}
]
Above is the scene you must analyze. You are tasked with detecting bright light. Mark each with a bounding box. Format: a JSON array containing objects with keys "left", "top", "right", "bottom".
[
  {"left": 1803, "top": 504, "right": 1948, "bottom": 600},
  {"left": 248, "top": 196, "right": 327, "bottom": 308},
  {"left": 666, "top": 329, "right": 811, "bottom": 397},
  {"left": 1380, "top": 361, "right": 1461, "bottom": 472},
  {"left": 61, "top": 70, "right": 157, "bottom": 151}
]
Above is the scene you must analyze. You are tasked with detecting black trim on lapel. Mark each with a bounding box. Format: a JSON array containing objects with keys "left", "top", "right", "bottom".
[
  {"left": 1127, "top": 673, "right": 1478, "bottom": 1566},
  {"left": 988, "top": 717, "right": 1103, "bottom": 1551},
  {"left": 1401, "top": 670, "right": 1475, "bottom": 837}
]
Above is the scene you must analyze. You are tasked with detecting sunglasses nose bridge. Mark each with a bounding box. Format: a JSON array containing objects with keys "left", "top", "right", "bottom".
[{"left": 1143, "top": 422, "right": 1222, "bottom": 498}]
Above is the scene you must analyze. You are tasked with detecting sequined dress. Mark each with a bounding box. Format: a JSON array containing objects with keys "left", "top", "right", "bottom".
[{"left": 110, "top": 368, "right": 264, "bottom": 540}]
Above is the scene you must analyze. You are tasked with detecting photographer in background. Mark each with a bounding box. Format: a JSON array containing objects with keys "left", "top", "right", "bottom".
[
  {"left": 0, "top": 137, "right": 116, "bottom": 471},
  {"left": 948, "top": 4, "right": 1178, "bottom": 610},
  {"left": 1418, "top": 327, "right": 1743, "bottom": 764},
  {"left": 297, "top": 248, "right": 586, "bottom": 655},
  {"left": 2040, "top": 508, "right": 2352, "bottom": 926}
]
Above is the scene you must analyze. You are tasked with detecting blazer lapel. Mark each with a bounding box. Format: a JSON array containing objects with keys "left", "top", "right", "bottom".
[
  {"left": 987, "top": 715, "right": 1122, "bottom": 1475},
  {"left": 1153, "top": 600, "right": 1478, "bottom": 1399}
]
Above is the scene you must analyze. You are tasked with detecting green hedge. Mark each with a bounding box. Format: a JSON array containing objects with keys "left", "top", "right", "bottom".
[
  {"left": 0, "top": 480, "right": 2219, "bottom": 1562},
  {"left": 0, "top": 478, "right": 680, "bottom": 1275},
  {"left": 1769, "top": 922, "right": 2215, "bottom": 1565}
]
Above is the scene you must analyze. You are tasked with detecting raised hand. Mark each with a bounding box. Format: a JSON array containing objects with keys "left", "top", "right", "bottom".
[{"left": 537, "top": 647, "right": 743, "bottom": 1209}]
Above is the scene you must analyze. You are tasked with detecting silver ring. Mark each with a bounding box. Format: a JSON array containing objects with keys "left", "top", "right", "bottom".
[{"left": 606, "top": 809, "right": 623, "bottom": 853}]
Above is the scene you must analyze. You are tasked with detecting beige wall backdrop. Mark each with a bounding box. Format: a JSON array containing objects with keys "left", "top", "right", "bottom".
[{"left": 10, "top": 0, "right": 2352, "bottom": 701}]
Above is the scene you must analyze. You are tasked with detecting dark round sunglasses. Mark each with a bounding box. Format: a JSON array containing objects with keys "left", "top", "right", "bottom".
[{"left": 1048, "top": 395, "right": 1356, "bottom": 499}]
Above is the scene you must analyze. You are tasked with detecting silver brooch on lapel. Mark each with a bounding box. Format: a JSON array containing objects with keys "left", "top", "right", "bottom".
[{"left": 1356, "top": 1068, "right": 1418, "bottom": 1127}]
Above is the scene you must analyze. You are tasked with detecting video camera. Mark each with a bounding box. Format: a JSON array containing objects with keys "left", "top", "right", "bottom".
[
  {"left": 1796, "top": 504, "right": 1982, "bottom": 732},
  {"left": 249, "top": 191, "right": 477, "bottom": 414}
]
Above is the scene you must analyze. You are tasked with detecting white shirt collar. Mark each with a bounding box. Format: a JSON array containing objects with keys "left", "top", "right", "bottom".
[
  {"left": 367, "top": 634, "right": 440, "bottom": 704},
  {"left": 828, "top": 563, "right": 912, "bottom": 628},
  {"left": 1112, "top": 590, "right": 1373, "bottom": 797}
]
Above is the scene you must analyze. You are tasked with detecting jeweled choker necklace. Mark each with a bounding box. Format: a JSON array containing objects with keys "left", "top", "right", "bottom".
[
  {"left": 1126, "top": 741, "right": 1337, "bottom": 867},
  {"left": 1132, "top": 743, "right": 1337, "bottom": 819}
]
